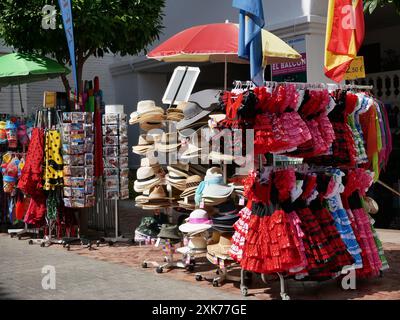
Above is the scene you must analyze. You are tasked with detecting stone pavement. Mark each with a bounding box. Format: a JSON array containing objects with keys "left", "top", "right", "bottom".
[
  {"left": 0, "top": 234, "right": 245, "bottom": 300},
  {"left": 1, "top": 230, "right": 400, "bottom": 300}
]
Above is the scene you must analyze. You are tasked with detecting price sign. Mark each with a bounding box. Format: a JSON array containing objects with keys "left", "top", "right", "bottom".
[{"left": 344, "top": 56, "right": 366, "bottom": 80}]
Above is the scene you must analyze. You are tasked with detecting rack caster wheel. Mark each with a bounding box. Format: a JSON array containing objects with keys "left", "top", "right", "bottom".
[
  {"left": 100, "top": 238, "right": 106, "bottom": 243},
  {"left": 28, "top": 240, "right": 33, "bottom": 245},
  {"left": 66, "top": 244, "right": 70, "bottom": 251},
  {"left": 212, "top": 280, "right": 219, "bottom": 287},
  {"left": 163, "top": 257, "right": 168, "bottom": 262},
  {"left": 281, "top": 293, "right": 290, "bottom": 300},
  {"left": 195, "top": 274, "right": 203, "bottom": 281},
  {"left": 40, "top": 242, "right": 45, "bottom": 248},
  {"left": 18, "top": 235, "right": 22, "bottom": 240},
  {"left": 108, "top": 241, "right": 114, "bottom": 246},
  {"left": 10, "top": 233, "right": 15, "bottom": 238},
  {"left": 142, "top": 262, "right": 148, "bottom": 268},
  {"left": 96, "top": 241, "right": 100, "bottom": 247},
  {"left": 240, "top": 286, "right": 248, "bottom": 297},
  {"left": 156, "top": 267, "right": 163, "bottom": 274}
]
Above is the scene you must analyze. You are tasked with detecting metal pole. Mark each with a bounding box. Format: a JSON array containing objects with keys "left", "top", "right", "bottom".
[{"left": 115, "top": 199, "right": 118, "bottom": 238}]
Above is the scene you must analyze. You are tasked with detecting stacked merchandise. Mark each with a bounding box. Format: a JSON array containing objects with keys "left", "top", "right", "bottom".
[
  {"left": 130, "top": 81, "right": 392, "bottom": 296},
  {"left": 213, "top": 83, "right": 392, "bottom": 282},
  {"left": 61, "top": 112, "right": 95, "bottom": 208},
  {"left": 0, "top": 115, "right": 33, "bottom": 224},
  {"left": 102, "top": 112, "right": 129, "bottom": 200}
]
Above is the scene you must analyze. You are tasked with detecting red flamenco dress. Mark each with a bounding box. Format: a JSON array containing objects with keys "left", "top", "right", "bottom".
[
  {"left": 307, "top": 90, "right": 358, "bottom": 167},
  {"left": 253, "top": 85, "right": 311, "bottom": 155},
  {"left": 240, "top": 169, "right": 306, "bottom": 274},
  {"left": 18, "top": 128, "right": 47, "bottom": 227}
]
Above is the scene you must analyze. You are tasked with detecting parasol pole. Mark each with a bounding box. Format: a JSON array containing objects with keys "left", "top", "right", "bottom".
[
  {"left": 224, "top": 56, "right": 228, "bottom": 91},
  {"left": 18, "top": 84, "right": 25, "bottom": 115}
]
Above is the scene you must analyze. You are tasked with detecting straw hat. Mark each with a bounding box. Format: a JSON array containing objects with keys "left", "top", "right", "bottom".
[
  {"left": 129, "top": 100, "right": 165, "bottom": 124},
  {"left": 155, "top": 132, "right": 181, "bottom": 152},
  {"left": 207, "top": 234, "right": 232, "bottom": 258},
  {"left": 179, "top": 209, "right": 212, "bottom": 234},
  {"left": 364, "top": 196, "right": 379, "bottom": 215},
  {"left": 140, "top": 121, "right": 165, "bottom": 132},
  {"left": 134, "top": 166, "right": 161, "bottom": 192},
  {"left": 180, "top": 144, "right": 202, "bottom": 160},
  {"left": 180, "top": 175, "right": 203, "bottom": 198},
  {"left": 147, "top": 185, "right": 174, "bottom": 202},
  {"left": 132, "top": 134, "right": 155, "bottom": 155},
  {"left": 177, "top": 199, "right": 196, "bottom": 211},
  {"left": 176, "top": 90, "right": 221, "bottom": 130},
  {"left": 166, "top": 171, "right": 187, "bottom": 191},
  {"left": 176, "top": 235, "right": 207, "bottom": 254}
]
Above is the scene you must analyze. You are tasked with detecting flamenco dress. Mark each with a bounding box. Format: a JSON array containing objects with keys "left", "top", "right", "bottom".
[
  {"left": 240, "top": 170, "right": 305, "bottom": 274},
  {"left": 307, "top": 91, "right": 358, "bottom": 167},
  {"left": 18, "top": 128, "right": 47, "bottom": 227},
  {"left": 324, "top": 170, "right": 363, "bottom": 269}
]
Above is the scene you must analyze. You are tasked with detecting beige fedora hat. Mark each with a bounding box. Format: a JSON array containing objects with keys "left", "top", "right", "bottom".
[
  {"left": 134, "top": 166, "right": 161, "bottom": 192},
  {"left": 156, "top": 132, "right": 182, "bottom": 152},
  {"left": 180, "top": 175, "right": 203, "bottom": 198},
  {"left": 132, "top": 134, "right": 155, "bottom": 155},
  {"left": 147, "top": 185, "right": 174, "bottom": 202},
  {"left": 129, "top": 100, "right": 165, "bottom": 124}
]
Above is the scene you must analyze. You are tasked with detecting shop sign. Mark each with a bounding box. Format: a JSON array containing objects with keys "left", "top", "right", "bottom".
[
  {"left": 271, "top": 53, "right": 307, "bottom": 76},
  {"left": 344, "top": 56, "right": 366, "bottom": 80},
  {"left": 272, "top": 36, "right": 307, "bottom": 83}
]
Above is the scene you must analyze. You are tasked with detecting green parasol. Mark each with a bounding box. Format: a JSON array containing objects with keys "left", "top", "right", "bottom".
[{"left": 0, "top": 53, "right": 70, "bottom": 113}]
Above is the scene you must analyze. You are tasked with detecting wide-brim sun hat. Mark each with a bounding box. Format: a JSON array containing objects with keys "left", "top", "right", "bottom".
[
  {"left": 156, "top": 133, "right": 182, "bottom": 152},
  {"left": 202, "top": 183, "right": 234, "bottom": 199},
  {"left": 179, "top": 209, "right": 212, "bottom": 233},
  {"left": 176, "top": 89, "right": 221, "bottom": 130},
  {"left": 202, "top": 197, "right": 229, "bottom": 206},
  {"left": 157, "top": 224, "right": 182, "bottom": 240}
]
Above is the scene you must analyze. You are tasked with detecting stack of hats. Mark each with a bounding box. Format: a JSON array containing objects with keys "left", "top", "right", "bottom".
[
  {"left": 129, "top": 100, "right": 165, "bottom": 129},
  {"left": 211, "top": 201, "right": 239, "bottom": 233},
  {"left": 195, "top": 167, "right": 234, "bottom": 206},
  {"left": 178, "top": 175, "right": 202, "bottom": 210},
  {"left": 207, "top": 234, "right": 233, "bottom": 261},
  {"left": 133, "top": 158, "right": 163, "bottom": 193},
  {"left": 135, "top": 185, "right": 174, "bottom": 210},
  {"left": 165, "top": 164, "right": 190, "bottom": 191},
  {"left": 176, "top": 234, "right": 208, "bottom": 255},
  {"left": 155, "top": 132, "right": 181, "bottom": 153},
  {"left": 176, "top": 90, "right": 221, "bottom": 135},
  {"left": 166, "top": 102, "right": 186, "bottom": 122},
  {"left": 132, "top": 134, "right": 158, "bottom": 155}
]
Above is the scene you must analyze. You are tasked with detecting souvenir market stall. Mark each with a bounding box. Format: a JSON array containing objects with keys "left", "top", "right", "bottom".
[{"left": 129, "top": 75, "right": 392, "bottom": 299}]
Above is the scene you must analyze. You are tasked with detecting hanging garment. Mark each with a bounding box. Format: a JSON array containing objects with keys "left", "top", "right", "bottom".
[
  {"left": 230, "top": 201, "right": 252, "bottom": 263},
  {"left": 23, "top": 192, "right": 47, "bottom": 227},
  {"left": 18, "top": 128, "right": 45, "bottom": 196},
  {"left": 43, "top": 130, "right": 63, "bottom": 191}
]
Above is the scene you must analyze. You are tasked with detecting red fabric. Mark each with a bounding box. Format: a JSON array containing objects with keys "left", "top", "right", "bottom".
[
  {"left": 241, "top": 210, "right": 305, "bottom": 274},
  {"left": 148, "top": 23, "right": 242, "bottom": 59},
  {"left": 18, "top": 128, "right": 45, "bottom": 196},
  {"left": 23, "top": 192, "right": 47, "bottom": 227},
  {"left": 327, "top": 0, "right": 365, "bottom": 55}
]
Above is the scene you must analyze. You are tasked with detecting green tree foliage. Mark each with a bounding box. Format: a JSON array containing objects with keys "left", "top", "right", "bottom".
[
  {"left": 0, "top": 0, "right": 165, "bottom": 94},
  {"left": 364, "top": 0, "right": 400, "bottom": 14}
]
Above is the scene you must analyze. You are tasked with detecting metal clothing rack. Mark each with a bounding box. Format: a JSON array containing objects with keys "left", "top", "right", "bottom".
[{"left": 142, "top": 239, "right": 195, "bottom": 273}]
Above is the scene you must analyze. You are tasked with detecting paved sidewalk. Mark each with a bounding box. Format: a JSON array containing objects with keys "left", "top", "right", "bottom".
[
  {"left": 0, "top": 234, "right": 245, "bottom": 300},
  {"left": 1, "top": 230, "right": 400, "bottom": 300}
]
